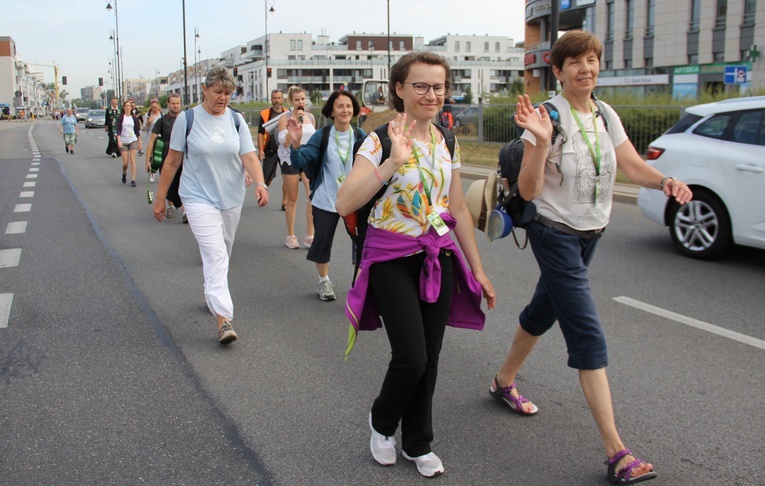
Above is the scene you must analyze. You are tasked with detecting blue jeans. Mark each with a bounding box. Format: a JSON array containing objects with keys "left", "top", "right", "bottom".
[{"left": 519, "top": 220, "right": 608, "bottom": 370}]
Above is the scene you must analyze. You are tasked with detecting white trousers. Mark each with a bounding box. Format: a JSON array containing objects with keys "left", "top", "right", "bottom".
[{"left": 185, "top": 202, "right": 243, "bottom": 321}]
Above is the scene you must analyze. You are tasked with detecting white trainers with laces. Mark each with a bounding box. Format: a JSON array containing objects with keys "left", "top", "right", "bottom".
[
  {"left": 369, "top": 413, "right": 396, "bottom": 466},
  {"left": 402, "top": 451, "right": 444, "bottom": 477},
  {"left": 317, "top": 279, "right": 336, "bottom": 301}
]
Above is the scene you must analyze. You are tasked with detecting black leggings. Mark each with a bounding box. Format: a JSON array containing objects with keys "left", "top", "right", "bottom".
[{"left": 369, "top": 251, "right": 453, "bottom": 457}]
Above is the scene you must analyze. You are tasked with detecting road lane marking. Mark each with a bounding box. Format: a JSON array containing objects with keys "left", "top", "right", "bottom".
[
  {"left": 26, "top": 174, "right": 37, "bottom": 179},
  {"left": 614, "top": 296, "right": 765, "bottom": 351},
  {"left": 32, "top": 162, "right": 40, "bottom": 166},
  {"left": 20, "top": 191, "right": 34, "bottom": 198},
  {"left": 23, "top": 182, "right": 36, "bottom": 188},
  {"left": 0, "top": 249, "right": 22, "bottom": 268},
  {"left": 29, "top": 168, "right": 39, "bottom": 172},
  {"left": 5, "top": 222, "right": 27, "bottom": 234},
  {"left": 0, "top": 294, "right": 12, "bottom": 328},
  {"left": 14, "top": 204, "right": 31, "bottom": 212}
]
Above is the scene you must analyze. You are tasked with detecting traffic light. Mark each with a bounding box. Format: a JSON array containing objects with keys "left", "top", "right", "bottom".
[
  {"left": 99, "top": 77, "right": 104, "bottom": 86},
  {"left": 267, "top": 67, "right": 272, "bottom": 77},
  {"left": 62, "top": 76, "right": 67, "bottom": 85},
  {"left": 233, "top": 67, "right": 238, "bottom": 77}
]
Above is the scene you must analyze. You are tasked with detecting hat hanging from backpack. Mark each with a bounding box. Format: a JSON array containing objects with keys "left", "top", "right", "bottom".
[{"left": 465, "top": 171, "right": 498, "bottom": 236}]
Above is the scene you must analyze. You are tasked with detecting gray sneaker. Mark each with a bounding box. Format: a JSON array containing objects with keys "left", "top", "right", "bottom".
[
  {"left": 402, "top": 451, "right": 444, "bottom": 477},
  {"left": 165, "top": 206, "right": 176, "bottom": 218},
  {"left": 218, "top": 322, "right": 237, "bottom": 344},
  {"left": 317, "top": 279, "right": 336, "bottom": 301},
  {"left": 369, "top": 413, "right": 396, "bottom": 466}
]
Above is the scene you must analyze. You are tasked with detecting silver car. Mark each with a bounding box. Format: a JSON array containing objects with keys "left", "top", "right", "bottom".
[
  {"left": 85, "top": 109, "right": 106, "bottom": 128},
  {"left": 637, "top": 96, "right": 765, "bottom": 259},
  {"left": 75, "top": 107, "right": 90, "bottom": 122}
]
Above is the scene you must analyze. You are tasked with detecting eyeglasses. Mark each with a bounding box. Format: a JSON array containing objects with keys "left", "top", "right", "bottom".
[{"left": 406, "top": 82, "right": 447, "bottom": 96}]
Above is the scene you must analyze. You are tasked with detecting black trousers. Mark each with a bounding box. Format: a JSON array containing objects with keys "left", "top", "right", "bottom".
[{"left": 369, "top": 251, "right": 453, "bottom": 457}]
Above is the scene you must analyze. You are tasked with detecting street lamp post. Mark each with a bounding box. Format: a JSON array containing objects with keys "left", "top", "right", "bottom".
[
  {"left": 194, "top": 28, "right": 200, "bottom": 103},
  {"left": 182, "top": 0, "right": 189, "bottom": 107},
  {"left": 106, "top": 1, "right": 123, "bottom": 101},
  {"left": 264, "top": 0, "right": 275, "bottom": 101}
]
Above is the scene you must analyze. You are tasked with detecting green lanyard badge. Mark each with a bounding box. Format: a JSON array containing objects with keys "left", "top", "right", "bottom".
[{"left": 570, "top": 104, "right": 602, "bottom": 202}]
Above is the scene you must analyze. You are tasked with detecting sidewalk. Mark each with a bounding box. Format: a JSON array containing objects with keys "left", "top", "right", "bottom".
[
  {"left": 0, "top": 118, "right": 45, "bottom": 131},
  {"left": 460, "top": 163, "right": 639, "bottom": 204}
]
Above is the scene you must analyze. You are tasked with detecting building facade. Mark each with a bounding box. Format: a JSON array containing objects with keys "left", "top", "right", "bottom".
[
  {"left": 524, "top": 0, "right": 764, "bottom": 98},
  {"left": 0, "top": 36, "right": 54, "bottom": 117}
]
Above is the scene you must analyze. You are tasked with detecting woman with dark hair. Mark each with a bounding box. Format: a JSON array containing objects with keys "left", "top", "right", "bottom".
[
  {"left": 153, "top": 66, "right": 269, "bottom": 344},
  {"left": 287, "top": 90, "right": 366, "bottom": 301},
  {"left": 336, "top": 52, "right": 496, "bottom": 478},
  {"left": 117, "top": 99, "right": 142, "bottom": 187},
  {"left": 489, "top": 30, "right": 692, "bottom": 484}
]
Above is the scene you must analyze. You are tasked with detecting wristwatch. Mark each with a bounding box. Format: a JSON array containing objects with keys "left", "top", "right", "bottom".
[
  {"left": 659, "top": 176, "right": 676, "bottom": 190},
  {"left": 256, "top": 182, "right": 268, "bottom": 190}
]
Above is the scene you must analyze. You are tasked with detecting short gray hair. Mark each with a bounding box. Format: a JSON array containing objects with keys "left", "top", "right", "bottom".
[{"left": 204, "top": 66, "right": 236, "bottom": 92}]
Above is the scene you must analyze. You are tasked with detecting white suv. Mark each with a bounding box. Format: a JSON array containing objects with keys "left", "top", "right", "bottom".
[{"left": 637, "top": 96, "right": 765, "bottom": 259}]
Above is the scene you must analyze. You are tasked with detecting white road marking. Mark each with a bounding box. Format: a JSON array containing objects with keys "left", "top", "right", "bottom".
[
  {"left": 5, "top": 222, "right": 27, "bottom": 234},
  {"left": 23, "top": 182, "right": 36, "bottom": 188},
  {"left": 20, "top": 191, "right": 34, "bottom": 198},
  {"left": 0, "top": 249, "right": 22, "bottom": 268},
  {"left": 29, "top": 168, "right": 39, "bottom": 172},
  {"left": 0, "top": 294, "right": 12, "bottom": 328},
  {"left": 614, "top": 296, "right": 765, "bottom": 351},
  {"left": 26, "top": 174, "right": 37, "bottom": 179},
  {"left": 14, "top": 204, "right": 31, "bottom": 212},
  {"left": 32, "top": 162, "right": 40, "bottom": 166}
]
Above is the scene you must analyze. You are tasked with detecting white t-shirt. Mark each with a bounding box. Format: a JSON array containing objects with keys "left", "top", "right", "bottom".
[
  {"left": 521, "top": 94, "right": 628, "bottom": 231},
  {"left": 277, "top": 111, "right": 316, "bottom": 165},
  {"left": 169, "top": 106, "right": 256, "bottom": 210},
  {"left": 120, "top": 115, "right": 137, "bottom": 144},
  {"left": 357, "top": 127, "right": 461, "bottom": 237}
]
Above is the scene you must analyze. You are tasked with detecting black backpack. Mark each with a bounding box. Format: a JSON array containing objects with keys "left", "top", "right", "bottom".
[
  {"left": 497, "top": 97, "right": 610, "bottom": 247},
  {"left": 344, "top": 122, "right": 456, "bottom": 283}
]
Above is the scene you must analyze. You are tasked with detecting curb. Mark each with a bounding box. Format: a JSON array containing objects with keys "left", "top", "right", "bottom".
[{"left": 461, "top": 164, "right": 638, "bottom": 204}]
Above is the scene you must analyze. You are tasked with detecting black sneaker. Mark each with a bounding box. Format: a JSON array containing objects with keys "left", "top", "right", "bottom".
[
  {"left": 122, "top": 173, "right": 127, "bottom": 184},
  {"left": 65, "top": 145, "right": 69, "bottom": 153},
  {"left": 130, "top": 181, "right": 136, "bottom": 187},
  {"left": 137, "top": 150, "right": 144, "bottom": 156}
]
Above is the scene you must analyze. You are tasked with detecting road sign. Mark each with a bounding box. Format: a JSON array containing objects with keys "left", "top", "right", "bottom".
[{"left": 724, "top": 66, "right": 747, "bottom": 85}]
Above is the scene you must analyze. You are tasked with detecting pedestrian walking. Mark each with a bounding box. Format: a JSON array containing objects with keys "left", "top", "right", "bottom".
[
  {"left": 336, "top": 51, "right": 496, "bottom": 478},
  {"left": 277, "top": 86, "right": 315, "bottom": 249},
  {"left": 487, "top": 30, "right": 692, "bottom": 485},
  {"left": 146, "top": 93, "right": 183, "bottom": 219},
  {"left": 105, "top": 97, "right": 121, "bottom": 158},
  {"left": 143, "top": 99, "right": 162, "bottom": 182},
  {"left": 59, "top": 108, "right": 78, "bottom": 154},
  {"left": 117, "top": 100, "right": 142, "bottom": 187},
  {"left": 152, "top": 66, "right": 269, "bottom": 344},
  {"left": 288, "top": 90, "right": 366, "bottom": 301},
  {"left": 257, "top": 89, "right": 286, "bottom": 189}
]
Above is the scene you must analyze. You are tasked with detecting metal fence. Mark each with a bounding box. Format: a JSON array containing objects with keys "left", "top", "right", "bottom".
[{"left": 452, "top": 103, "right": 685, "bottom": 156}]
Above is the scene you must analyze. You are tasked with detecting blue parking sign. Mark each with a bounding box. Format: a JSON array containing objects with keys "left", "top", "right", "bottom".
[{"left": 724, "top": 66, "right": 747, "bottom": 84}]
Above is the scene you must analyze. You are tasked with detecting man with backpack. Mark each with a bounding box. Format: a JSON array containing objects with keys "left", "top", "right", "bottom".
[{"left": 257, "top": 89, "right": 286, "bottom": 202}]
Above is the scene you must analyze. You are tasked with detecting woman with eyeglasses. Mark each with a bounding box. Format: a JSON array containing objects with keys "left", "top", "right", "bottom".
[{"left": 336, "top": 51, "right": 496, "bottom": 479}]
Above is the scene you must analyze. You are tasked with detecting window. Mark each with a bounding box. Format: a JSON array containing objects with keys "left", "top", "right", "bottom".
[
  {"left": 287, "top": 55, "right": 296, "bottom": 60},
  {"left": 290, "top": 40, "right": 296, "bottom": 51},
  {"left": 455, "top": 41, "right": 460, "bottom": 52},
  {"left": 731, "top": 111, "right": 763, "bottom": 145},
  {"left": 625, "top": 0, "right": 634, "bottom": 39},
  {"left": 693, "top": 114, "right": 732, "bottom": 139},
  {"left": 297, "top": 40, "right": 303, "bottom": 51},
  {"left": 715, "top": 0, "right": 727, "bottom": 28},
  {"left": 743, "top": 0, "right": 756, "bottom": 25},
  {"left": 356, "top": 40, "right": 362, "bottom": 50},
  {"left": 495, "top": 42, "right": 500, "bottom": 53},
  {"left": 466, "top": 41, "right": 472, "bottom": 52},
  {"left": 368, "top": 40, "right": 374, "bottom": 49},
  {"left": 690, "top": 0, "right": 701, "bottom": 31},
  {"left": 484, "top": 42, "right": 489, "bottom": 53},
  {"left": 646, "top": 0, "right": 655, "bottom": 36}
]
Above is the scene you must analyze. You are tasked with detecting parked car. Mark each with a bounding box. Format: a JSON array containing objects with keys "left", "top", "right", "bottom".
[
  {"left": 637, "top": 96, "right": 765, "bottom": 259},
  {"left": 75, "top": 108, "right": 90, "bottom": 122},
  {"left": 453, "top": 106, "right": 480, "bottom": 128},
  {"left": 85, "top": 109, "right": 106, "bottom": 128}
]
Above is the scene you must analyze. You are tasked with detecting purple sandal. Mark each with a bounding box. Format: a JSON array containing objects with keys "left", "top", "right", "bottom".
[
  {"left": 605, "top": 449, "right": 657, "bottom": 484},
  {"left": 489, "top": 375, "right": 539, "bottom": 416}
]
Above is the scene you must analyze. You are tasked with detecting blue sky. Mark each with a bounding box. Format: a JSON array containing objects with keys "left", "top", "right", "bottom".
[{"left": 1, "top": 0, "right": 525, "bottom": 96}]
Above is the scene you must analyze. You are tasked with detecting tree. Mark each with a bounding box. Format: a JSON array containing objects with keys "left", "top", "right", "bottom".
[{"left": 464, "top": 85, "right": 473, "bottom": 104}]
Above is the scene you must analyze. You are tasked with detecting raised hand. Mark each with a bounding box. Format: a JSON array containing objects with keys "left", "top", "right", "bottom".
[
  {"left": 514, "top": 94, "right": 553, "bottom": 141},
  {"left": 387, "top": 113, "right": 415, "bottom": 169},
  {"left": 286, "top": 117, "right": 303, "bottom": 146}
]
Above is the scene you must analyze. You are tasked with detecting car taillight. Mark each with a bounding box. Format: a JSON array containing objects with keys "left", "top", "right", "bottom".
[{"left": 645, "top": 146, "right": 665, "bottom": 160}]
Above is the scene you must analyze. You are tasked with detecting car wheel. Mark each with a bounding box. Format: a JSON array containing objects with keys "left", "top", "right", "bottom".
[{"left": 668, "top": 190, "right": 731, "bottom": 260}]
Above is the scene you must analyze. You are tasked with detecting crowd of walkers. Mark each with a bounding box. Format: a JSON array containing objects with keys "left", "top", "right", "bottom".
[{"left": 61, "top": 31, "right": 699, "bottom": 484}]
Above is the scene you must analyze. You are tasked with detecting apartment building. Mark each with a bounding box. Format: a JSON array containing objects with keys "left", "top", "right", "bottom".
[
  {"left": 0, "top": 36, "right": 53, "bottom": 116},
  {"left": 524, "top": 0, "right": 764, "bottom": 97}
]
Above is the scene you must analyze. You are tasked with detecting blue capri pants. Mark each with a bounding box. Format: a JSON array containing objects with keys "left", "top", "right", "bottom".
[{"left": 519, "top": 220, "right": 608, "bottom": 370}]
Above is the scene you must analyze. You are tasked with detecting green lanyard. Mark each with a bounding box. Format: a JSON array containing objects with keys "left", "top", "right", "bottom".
[
  {"left": 410, "top": 125, "right": 439, "bottom": 206},
  {"left": 335, "top": 127, "right": 353, "bottom": 169},
  {"left": 570, "top": 104, "right": 602, "bottom": 202}
]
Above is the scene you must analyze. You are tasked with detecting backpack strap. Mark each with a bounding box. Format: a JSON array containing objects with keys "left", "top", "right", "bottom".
[{"left": 317, "top": 125, "right": 333, "bottom": 164}]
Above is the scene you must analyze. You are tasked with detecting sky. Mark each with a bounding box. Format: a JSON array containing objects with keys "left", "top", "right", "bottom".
[{"left": 1, "top": 0, "right": 526, "bottom": 97}]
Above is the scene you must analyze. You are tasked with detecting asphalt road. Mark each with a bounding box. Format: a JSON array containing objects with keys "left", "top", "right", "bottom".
[{"left": 1, "top": 119, "right": 764, "bottom": 485}]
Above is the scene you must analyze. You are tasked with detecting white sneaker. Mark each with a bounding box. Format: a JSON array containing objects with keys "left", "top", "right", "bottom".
[
  {"left": 150, "top": 172, "right": 155, "bottom": 182},
  {"left": 317, "top": 279, "right": 336, "bottom": 301},
  {"left": 402, "top": 451, "right": 444, "bottom": 477},
  {"left": 369, "top": 413, "right": 396, "bottom": 466}
]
